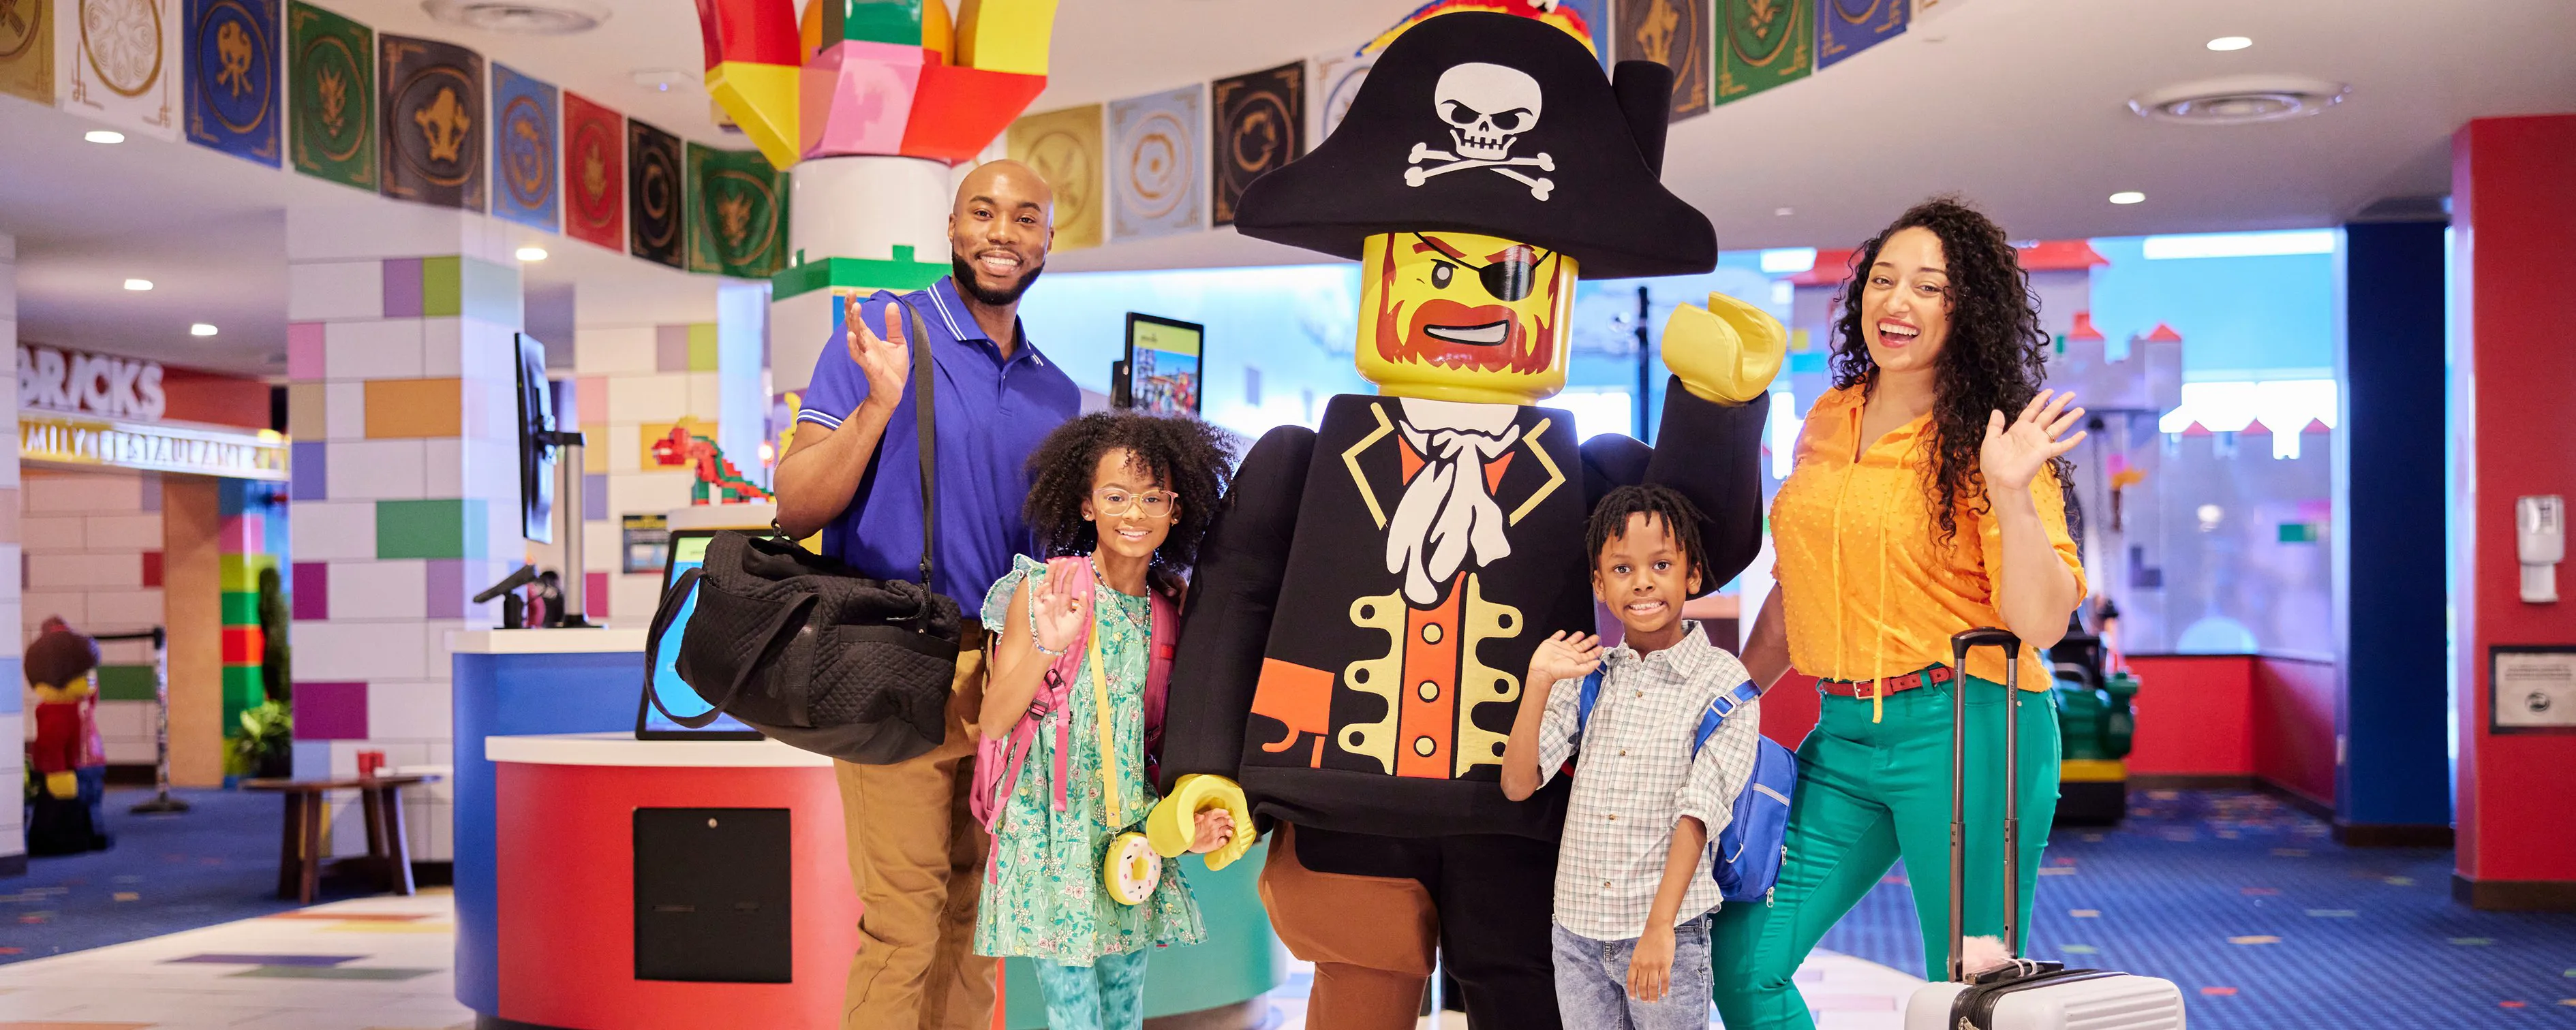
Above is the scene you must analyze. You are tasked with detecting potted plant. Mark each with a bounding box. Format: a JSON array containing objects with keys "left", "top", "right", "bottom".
[{"left": 230, "top": 700, "right": 294, "bottom": 780}]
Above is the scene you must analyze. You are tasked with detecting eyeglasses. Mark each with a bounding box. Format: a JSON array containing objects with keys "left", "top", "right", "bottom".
[
  {"left": 1093, "top": 488, "right": 1178, "bottom": 517},
  {"left": 1415, "top": 234, "right": 1554, "bottom": 302}
]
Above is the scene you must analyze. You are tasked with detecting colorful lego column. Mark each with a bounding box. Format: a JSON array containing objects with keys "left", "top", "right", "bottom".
[
  {"left": 0, "top": 232, "right": 24, "bottom": 875},
  {"left": 217, "top": 481, "right": 288, "bottom": 734},
  {"left": 694, "top": 0, "right": 1060, "bottom": 392},
  {"left": 283, "top": 202, "right": 527, "bottom": 863}
]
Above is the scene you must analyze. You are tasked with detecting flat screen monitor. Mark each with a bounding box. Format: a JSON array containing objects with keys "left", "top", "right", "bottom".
[
  {"left": 637, "top": 530, "right": 762, "bottom": 740},
  {"left": 1123, "top": 313, "right": 1203, "bottom": 418},
  {"left": 515, "top": 332, "right": 557, "bottom": 543}
]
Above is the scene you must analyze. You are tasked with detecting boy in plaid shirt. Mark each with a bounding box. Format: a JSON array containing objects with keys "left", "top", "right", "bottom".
[{"left": 1502, "top": 485, "right": 1764, "bottom": 1029}]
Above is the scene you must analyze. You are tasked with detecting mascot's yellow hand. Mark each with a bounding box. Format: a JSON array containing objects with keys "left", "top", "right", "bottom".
[
  {"left": 1661, "top": 291, "right": 1787, "bottom": 405},
  {"left": 1147, "top": 774, "right": 1256, "bottom": 871},
  {"left": 45, "top": 771, "right": 79, "bottom": 800}
]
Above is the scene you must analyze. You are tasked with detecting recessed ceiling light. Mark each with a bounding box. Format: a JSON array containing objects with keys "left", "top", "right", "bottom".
[
  {"left": 85, "top": 129, "right": 125, "bottom": 144},
  {"left": 2130, "top": 75, "right": 2349, "bottom": 125},
  {"left": 423, "top": 0, "right": 608, "bottom": 35},
  {"left": 2109, "top": 191, "right": 2147, "bottom": 205},
  {"left": 124, "top": 278, "right": 153, "bottom": 291},
  {"left": 2205, "top": 36, "right": 2252, "bottom": 51},
  {"left": 1775, "top": 206, "right": 1794, "bottom": 217},
  {"left": 190, "top": 323, "right": 219, "bottom": 337},
  {"left": 630, "top": 69, "right": 694, "bottom": 93},
  {"left": 515, "top": 245, "right": 549, "bottom": 262}
]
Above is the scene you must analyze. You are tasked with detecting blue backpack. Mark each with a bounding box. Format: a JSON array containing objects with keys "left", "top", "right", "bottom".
[{"left": 1574, "top": 668, "right": 1799, "bottom": 904}]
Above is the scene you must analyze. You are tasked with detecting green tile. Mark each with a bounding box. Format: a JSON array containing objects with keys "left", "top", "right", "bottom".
[
  {"left": 96, "top": 665, "right": 160, "bottom": 702},
  {"left": 375, "top": 499, "right": 487, "bottom": 559},
  {"left": 688, "top": 322, "right": 719, "bottom": 371},
  {"left": 221, "top": 591, "right": 262, "bottom": 625},
  {"left": 459, "top": 255, "right": 522, "bottom": 325},
  {"left": 223, "top": 665, "right": 266, "bottom": 702},
  {"left": 420, "top": 255, "right": 462, "bottom": 317},
  {"left": 228, "top": 965, "right": 438, "bottom": 980}
]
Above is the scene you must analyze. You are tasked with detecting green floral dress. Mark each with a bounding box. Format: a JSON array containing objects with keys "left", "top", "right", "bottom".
[{"left": 975, "top": 555, "right": 1205, "bottom": 966}]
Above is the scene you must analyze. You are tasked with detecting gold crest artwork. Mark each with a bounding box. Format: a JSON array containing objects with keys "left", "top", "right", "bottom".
[
  {"left": 414, "top": 84, "right": 467, "bottom": 161},
  {"left": 1005, "top": 104, "right": 1103, "bottom": 250},
  {"left": 312, "top": 59, "right": 341, "bottom": 128},
  {"left": 213, "top": 16, "right": 246, "bottom": 95},
  {"left": 61, "top": 0, "right": 178, "bottom": 136},
  {"left": 1, "top": 0, "right": 53, "bottom": 106},
  {"left": 1637, "top": 0, "right": 1676, "bottom": 62},
  {"left": 581, "top": 140, "right": 605, "bottom": 197},
  {"left": 716, "top": 190, "right": 752, "bottom": 249}
]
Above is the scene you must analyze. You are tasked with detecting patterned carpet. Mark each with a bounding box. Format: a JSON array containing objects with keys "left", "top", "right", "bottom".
[{"left": 1814, "top": 788, "right": 2576, "bottom": 1029}]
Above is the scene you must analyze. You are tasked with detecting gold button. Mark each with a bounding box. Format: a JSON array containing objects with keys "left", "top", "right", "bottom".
[
  {"left": 1421, "top": 624, "right": 1443, "bottom": 644},
  {"left": 1619, "top": 749, "right": 1627, "bottom": 756},
  {"left": 1418, "top": 681, "right": 1439, "bottom": 701},
  {"left": 1413, "top": 736, "right": 1437, "bottom": 756}
]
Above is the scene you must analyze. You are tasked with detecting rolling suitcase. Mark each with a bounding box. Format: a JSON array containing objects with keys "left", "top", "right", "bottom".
[{"left": 1904, "top": 628, "right": 2188, "bottom": 1030}]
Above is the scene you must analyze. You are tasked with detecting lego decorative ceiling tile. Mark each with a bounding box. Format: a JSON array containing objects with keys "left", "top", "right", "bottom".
[
  {"left": 952, "top": 0, "right": 1055, "bottom": 76},
  {"left": 290, "top": 440, "right": 327, "bottom": 500},
  {"left": 286, "top": 260, "right": 384, "bottom": 322},
  {"left": 1109, "top": 85, "right": 1205, "bottom": 243},
  {"left": 185, "top": 0, "right": 283, "bottom": 167},
  {"left": 1007, "top": 105, "right": 1101, "bottom": 251},
  {"left": 323, "top": 319, "right": 426, "bottom": 381},
  {"left": 627, "top": 119, "right": 687, "bottom": 269},
  {"left": 418, "top": 255, "right": 461, "bottom": 317},
  {"left": 379, "top": 34, "right": 486, "bottom": 212},
  {"left": 288, "top": 322, "right": 326, "bottom": 379},
  {"left": 374, "top": 497, "right": 484, "bottom": 560},
  {"left": 898, "top": 63, "right": 1040, "bottom": 163},
  {"left": 687, "top": 144, "right": 791, "bottom": 277},
  {"left": 1715, "top": 0, "right": 1811, "bottom": 107},
  {"left": 290, "top": 680, "right": 368, "bottom": 739},
  {"left": 801, "top": 40, "right": 921, "bottom": 158},
  {"left": 563, "top": 91, "right": 626, "bottom": 252},
  {"left": 491, "top": 63, "right": 561, "bottom": 233},
  {"left": 0, "top": 0, "right": 55, "bottom": 105},
  {"left": 686, "top": 323, "right": 718, "bottom": 371},
  {"left": 361, "top": 378, "right": 464, "bottom": 439},
  {"left": 706, "top": 59, "right": 799, "bottom": 171},
  {"left": 1209, "top": 62, "right": 1302, "bottom": 227},
  {"left": 291, "top": 560, "right": 328, "bottom": 619},
  {"left": 699, "top": 0, "right": 800, "bottom": 65},
  {"left": 1619, "top": 0, "right": 1713, "bottom": 120},
  {"left": 60, "top": 0, "right": 184, "bottom": 140},
  {"left": 1816, "top": 0, "right": 1905, "bottom": 69},
  {"left": 288, "top": 0, "right": 372, "bottom": 189}
]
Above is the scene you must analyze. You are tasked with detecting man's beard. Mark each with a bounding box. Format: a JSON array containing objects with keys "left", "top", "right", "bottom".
[{"left": 953, "top": 253, "right": 1045, "bottom": 307}]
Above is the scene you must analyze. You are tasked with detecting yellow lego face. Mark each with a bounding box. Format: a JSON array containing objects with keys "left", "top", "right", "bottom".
[{"left": 1356, "top": 230, "right": 1578, "bottom": 405}]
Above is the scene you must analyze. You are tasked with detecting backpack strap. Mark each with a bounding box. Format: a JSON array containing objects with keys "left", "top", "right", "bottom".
[
  {"left": 1141, "top": 587, "right": 1178, "bottom": 783},
  {"left": 1690, "top": 681, "right": 1762, "bottom": 758},
  {"left": 1571, "top": 667, "right": 1606, "bottom": 745}
]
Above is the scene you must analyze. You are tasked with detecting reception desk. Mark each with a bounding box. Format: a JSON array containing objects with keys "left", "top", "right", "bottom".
[{"left": 452, "top": 629, "right": 1280, "bottom": 1030}]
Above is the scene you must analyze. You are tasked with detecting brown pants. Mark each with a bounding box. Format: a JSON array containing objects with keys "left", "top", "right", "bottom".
[
  {"left": 1259, "top": 824, "right": 1439, "bottom": 1030},
  {"left": 837, "top": 635, "right": 996, "bottom": 1030}
]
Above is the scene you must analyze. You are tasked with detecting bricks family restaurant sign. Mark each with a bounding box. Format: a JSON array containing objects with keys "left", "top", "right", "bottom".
[{"left": 17, "top": 345, "right": 288, "bottom": 480}]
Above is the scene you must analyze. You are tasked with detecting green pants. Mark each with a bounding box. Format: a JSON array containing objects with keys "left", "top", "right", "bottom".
[{"left": 1709, "top": 676, "right": 2059, "bottom": 1029}]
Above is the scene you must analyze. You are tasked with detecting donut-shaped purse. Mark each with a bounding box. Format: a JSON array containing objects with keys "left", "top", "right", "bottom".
[{"left": 1103, "top": 831, "right": 1161, "bottom": 906}]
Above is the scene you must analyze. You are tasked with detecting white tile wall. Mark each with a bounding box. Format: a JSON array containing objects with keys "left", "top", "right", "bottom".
[
  {"left": 324, "top": 319, "right": 427, "bottom": 381},
  {"left": 572, "top": 326, "right": 657, "bottom": 375},
  {"left": 327, "top": 560, "right": 429, "bottom": 621},
  {"left": 288, "top": 500, "right": 377, "bottom": 561},
  {"left": 288, "top": 620, "right": 430, "bottom": 682},
  {"left": 326, "top": 439, "right": 429, "bottom": 501},
  {"left": 287, "top": 260, "right": 386, "bottom": 322}
]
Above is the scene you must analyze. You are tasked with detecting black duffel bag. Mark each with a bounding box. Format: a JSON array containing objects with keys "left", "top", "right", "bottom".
[{"left": 644, "top": 300, "right": 964, "bottom": 765}]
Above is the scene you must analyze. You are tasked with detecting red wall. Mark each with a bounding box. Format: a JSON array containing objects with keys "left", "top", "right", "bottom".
[
  {"left": 159, "top": 366, "right": 271, "bottom": 428},
  {"left": 2126, "top": 655, "right": 2256, "bottom": 777},
  {"left": 2453, "top": 115, "right": 2576, "bottom": 886},
  {"left": 2252, "top": 657, "right": 2337, "bottom": 808}
]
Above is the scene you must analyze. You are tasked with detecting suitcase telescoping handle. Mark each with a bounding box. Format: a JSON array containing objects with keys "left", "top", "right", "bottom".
[{"left": 1945, "top": 627, "right": 2023, "bottom": 983}]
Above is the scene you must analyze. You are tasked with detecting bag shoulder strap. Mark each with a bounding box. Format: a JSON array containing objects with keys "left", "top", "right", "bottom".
[
  {"left": 907, "top": 301, "right": 936, "bottom": 589},
  {"left": 1143, "top": 587, "right": 1178, "bottom": 734},
  {"left": 1691, "top": 681, "right": 1762, "bottom": 758},
  {"left": 1573, "top": 667, "right": 1605, "bottom": 736}
]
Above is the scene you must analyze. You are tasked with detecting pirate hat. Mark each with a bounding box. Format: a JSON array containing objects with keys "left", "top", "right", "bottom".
[{"left": 1233, "top": 11, "right": 1715, "bottom": 279}]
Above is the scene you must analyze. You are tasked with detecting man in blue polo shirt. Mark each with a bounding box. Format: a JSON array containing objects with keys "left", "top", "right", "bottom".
[{"left": 774, "top": 159, "right": 1078, "bottom": 1030}]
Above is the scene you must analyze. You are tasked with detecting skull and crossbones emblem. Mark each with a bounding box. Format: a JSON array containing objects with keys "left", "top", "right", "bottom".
[{"left": 1405, "top": 62, "right": 1555, "bottom": 200}]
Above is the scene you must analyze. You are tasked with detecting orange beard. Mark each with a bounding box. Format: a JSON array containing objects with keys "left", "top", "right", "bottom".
[{"left": 1372, "top": 243, "right": 1559, "bottom": 375}]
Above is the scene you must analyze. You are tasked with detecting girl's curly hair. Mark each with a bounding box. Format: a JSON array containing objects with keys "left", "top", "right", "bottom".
[
  {"left": 1023, "top": 412, "right": 1239, "bottom": 595},
  {"left": 1826, "top": 196, "right": 2067, "bottom": 546}
]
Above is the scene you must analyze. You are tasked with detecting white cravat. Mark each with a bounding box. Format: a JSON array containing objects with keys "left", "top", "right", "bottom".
[{"left": 1385, "top": 399, "right": 1521, "bottom": 605}]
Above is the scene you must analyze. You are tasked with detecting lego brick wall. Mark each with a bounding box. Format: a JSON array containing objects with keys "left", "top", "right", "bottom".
[
  {"left": 568, "top": 322, "right": 724, "bottom": 626},
  {"left": 19, "top": 467, "right": 166, "bottom": 766}
]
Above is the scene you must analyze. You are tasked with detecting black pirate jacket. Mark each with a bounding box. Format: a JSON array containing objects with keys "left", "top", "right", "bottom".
[{"left": 1161, "top": 379, "right": 1767, "bottom": 841}]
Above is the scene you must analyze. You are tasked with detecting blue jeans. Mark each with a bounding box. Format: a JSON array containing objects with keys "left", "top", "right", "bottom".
[
  {"left": 1030, "top": 949, "right": 1149, "bottom": 1030},
  {"left": 1550, "top": 917, "right": 1712, "bottom": 1030}
]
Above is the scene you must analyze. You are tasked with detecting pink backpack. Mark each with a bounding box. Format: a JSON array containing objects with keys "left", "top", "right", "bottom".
[{"left": 970, "top": 556, "right": 1177, "bottom": 846}]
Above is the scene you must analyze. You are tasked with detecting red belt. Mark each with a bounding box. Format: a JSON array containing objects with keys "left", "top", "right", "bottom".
[{"left": 1818, "top": 665, "right": 1955, "bottom": 699}]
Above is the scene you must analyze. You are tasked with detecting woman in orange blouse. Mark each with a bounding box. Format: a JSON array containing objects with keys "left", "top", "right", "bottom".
[{"left": 1710, "top": 199, "right": 2088, "bottom": 1029}]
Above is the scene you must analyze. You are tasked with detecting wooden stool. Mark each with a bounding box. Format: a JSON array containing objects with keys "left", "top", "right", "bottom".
[{"left": 242, "top": 775, "right": 438, "bottom": 905}]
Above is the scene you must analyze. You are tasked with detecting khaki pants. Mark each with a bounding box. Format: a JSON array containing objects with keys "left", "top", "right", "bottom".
[{"left": 838, "top": 633, "right": 996, "bottom": 1030}]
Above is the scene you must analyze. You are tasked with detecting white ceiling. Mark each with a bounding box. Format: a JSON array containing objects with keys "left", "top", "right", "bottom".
[{"left": 3, "top": 0, "right": 2573, "bottom": 376}]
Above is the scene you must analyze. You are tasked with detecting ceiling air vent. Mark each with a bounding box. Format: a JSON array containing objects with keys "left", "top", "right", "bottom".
[
  {"left": 423, "top": 0, "right": 608, "bottom": 35},
  {"left": 2128, "top": 76, "right": 2348, "bottom": 125}
]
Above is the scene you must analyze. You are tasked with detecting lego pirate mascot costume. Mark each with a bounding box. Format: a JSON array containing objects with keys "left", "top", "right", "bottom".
[{"left": 1141, "top": 8, "right": 1785, "bottom": 1028}]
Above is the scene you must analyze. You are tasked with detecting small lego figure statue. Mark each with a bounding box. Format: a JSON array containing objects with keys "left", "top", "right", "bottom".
[{"left": 27, "top": 617, "right": 112, "bottom": 855}]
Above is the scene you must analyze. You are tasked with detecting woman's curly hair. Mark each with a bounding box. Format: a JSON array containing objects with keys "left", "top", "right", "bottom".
[
  {"left": 1023, "top": 412, "right": 1239, "bottom": 595},
  {"left": 1826, "top": 196, "right": 2067, "bottom": 546}
]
